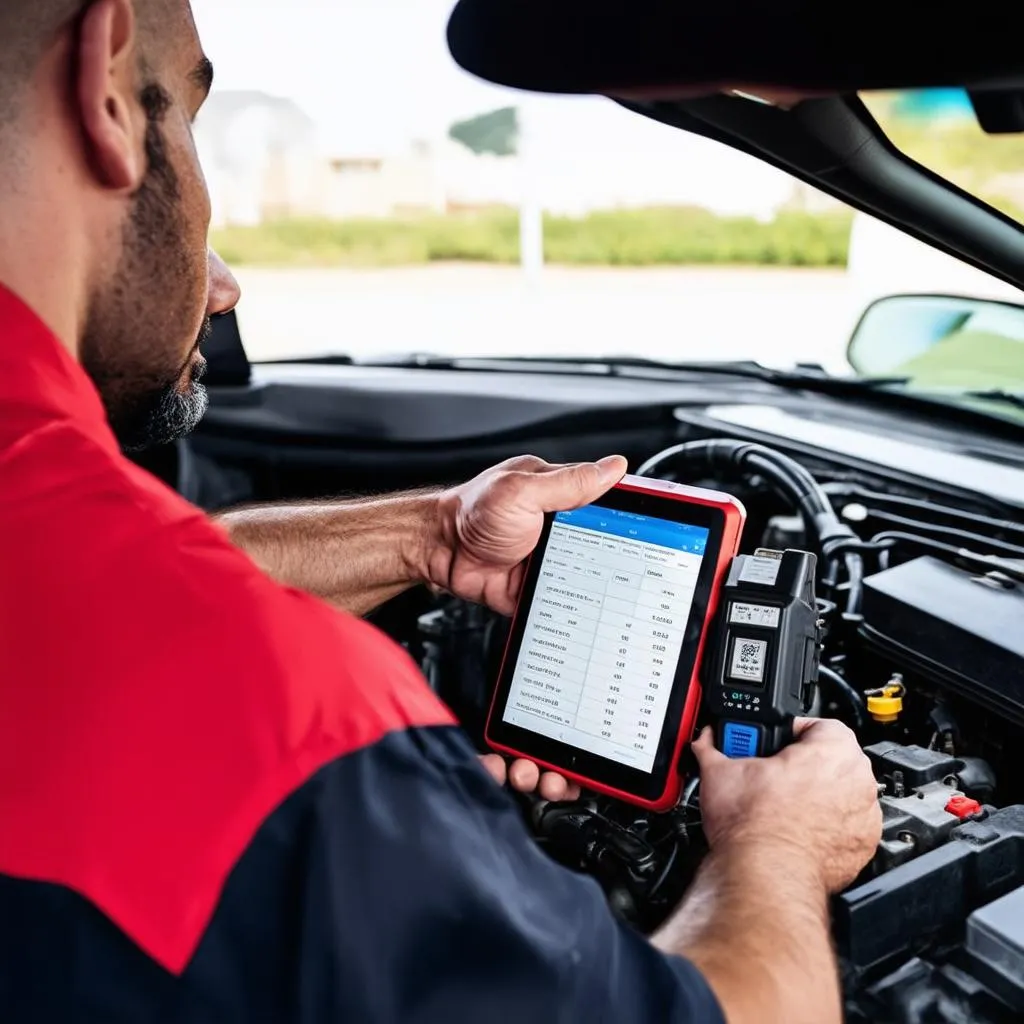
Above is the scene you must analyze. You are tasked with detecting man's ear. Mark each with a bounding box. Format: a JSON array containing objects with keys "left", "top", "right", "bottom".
[{"left": 75, "top": 0, "right": 146, "bottom": 191}]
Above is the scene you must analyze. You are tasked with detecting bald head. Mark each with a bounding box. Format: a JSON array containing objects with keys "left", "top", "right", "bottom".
[
  {"left": 0, "top": 0, "right": 239, "bottom": 451},
  {"left": 0, "top": 3, "right": 79, "bottom": 117},
  {"left": 0, "top": 0, "right": 189, "bottom": 128}
]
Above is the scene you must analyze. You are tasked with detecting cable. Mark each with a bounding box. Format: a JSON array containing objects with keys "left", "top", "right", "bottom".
[
  {"left": 823, "top": 482, "right": 1024, "bottom": 541},
  {"left": 816, "top": 665, "right": 868, "bottom": 732},
  {"left": 637, "top": 440, "right": 865, "bottom": 615},
  {"left": 844, "top": 551, "right": 865, "bottom": 617},
  {"left": 681, "top": 775, "right": 701, "bottom": 809},
  {"left": 871, "top": 531, "right": 1024, "bottom": 585},
  {"left": 638, "top": 441, "right": 835, "bottom": 542},
  {"left": 853, "top": 507, "right": 1024, "bottom": 561},
  {"left": 646, "top": 841, "right": 679, "bottom": 899}
]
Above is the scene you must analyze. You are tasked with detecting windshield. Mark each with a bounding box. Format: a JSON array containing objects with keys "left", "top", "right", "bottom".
[
  {"left": 192, "top": 1, "right": 1024, "bottom": 410},
  {"left": 860, "top": 89, "right": 1024, "bottom": 225}
]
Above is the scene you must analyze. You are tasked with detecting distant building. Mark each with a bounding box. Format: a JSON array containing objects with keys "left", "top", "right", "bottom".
[
  {"left": 195, "top": 91, "right": 807, "bottom": 225},
  {"left": 321, "top": 140, "right": 448, "bottom": 218},
  {"left": 195, "top": 91, "right": 322, "bottom": 226}
]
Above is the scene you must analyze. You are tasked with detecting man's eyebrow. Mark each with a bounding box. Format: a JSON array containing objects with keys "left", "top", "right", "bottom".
[{"left": 190, "top": 56, "right": 214, "bottom": 97}]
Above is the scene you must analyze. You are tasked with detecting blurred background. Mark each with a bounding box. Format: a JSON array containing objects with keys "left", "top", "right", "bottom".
[{"left": 190, "top": 0, "right": 1024, "bottom": 371}]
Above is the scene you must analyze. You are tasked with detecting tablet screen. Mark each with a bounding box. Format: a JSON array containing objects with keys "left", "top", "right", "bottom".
[{"left": 502, "top": 504, "right": 710, "bottom": 772}]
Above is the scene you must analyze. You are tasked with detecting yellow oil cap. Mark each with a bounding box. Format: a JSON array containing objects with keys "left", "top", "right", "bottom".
[{"left": 866, "top": 676, "right": 905, "bottom": 724}]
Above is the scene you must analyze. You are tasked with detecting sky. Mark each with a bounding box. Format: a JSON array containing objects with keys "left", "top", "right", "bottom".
[{"left": 189, "top": 0, "right": 800, "bottom": 215}]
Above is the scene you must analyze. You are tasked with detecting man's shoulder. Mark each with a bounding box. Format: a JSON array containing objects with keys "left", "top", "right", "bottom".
[
  {"left": 0, "top": 416, "right": 455, "bottom": 973},
  {"left": 1, "top": 413, "right": 453, "bottom": 759}
]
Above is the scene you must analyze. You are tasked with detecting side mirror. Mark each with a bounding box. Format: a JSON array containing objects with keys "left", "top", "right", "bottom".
[{"left": 847, "top": 293, "right": 1024, "bottom": 387}]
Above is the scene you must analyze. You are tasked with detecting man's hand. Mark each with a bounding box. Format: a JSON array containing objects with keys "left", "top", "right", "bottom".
[
  {"left": 652, "top": 720, "right": 881, "bottom": 1024},
  {"left": 478, "top": 753, "right": 582, "bottom": 801},
  {"left": 692, "top": 718, "right": 882, "bottom": 892},
  {"left": 422, "top": 454, "right": 626, "bottom": 801},
  {"left": 422, "top": 454, "right": 629, "bottom": 615}
]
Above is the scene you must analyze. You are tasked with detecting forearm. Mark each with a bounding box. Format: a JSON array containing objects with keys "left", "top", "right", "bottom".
[
  {"left": 215, "top": 491, "right": 440, "bottom": 616},
  {"left": 653, "top": 846, "right": 839, "bottom": 1024}
]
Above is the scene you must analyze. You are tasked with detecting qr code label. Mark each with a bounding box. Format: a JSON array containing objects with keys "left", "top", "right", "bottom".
[{"left": 729, "top": 637, "right": 768, "bottom": 682}]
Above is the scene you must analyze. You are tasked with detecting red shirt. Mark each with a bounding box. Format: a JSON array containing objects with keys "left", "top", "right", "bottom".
[
  {"left": 0, "top": 284, "right": 453, "bottom": 973},
  {"left": 0, "top": 284, "right": 725, "bottom": 1024}
]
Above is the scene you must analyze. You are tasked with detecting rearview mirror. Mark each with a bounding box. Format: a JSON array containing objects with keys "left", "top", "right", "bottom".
[{"left": 847, "top": 294, "right": 1024, "bottom": 388}]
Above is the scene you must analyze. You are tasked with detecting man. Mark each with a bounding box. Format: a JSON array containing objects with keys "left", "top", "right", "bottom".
[{"left": 0, "top": 2, "right": 882, "bottom": 1022}]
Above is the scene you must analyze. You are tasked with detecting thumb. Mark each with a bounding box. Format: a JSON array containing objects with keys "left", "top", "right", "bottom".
[
  {"left": 691, "top": 726, "right": 727, "bottom": 770},
  {"left": 529, "top": 455, "right": 628, "bottom": 513}
]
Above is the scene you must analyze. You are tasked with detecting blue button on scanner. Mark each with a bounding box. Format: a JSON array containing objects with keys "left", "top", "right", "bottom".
[{"left": 722, "top": 722, "right": 761, "bottom": 758}]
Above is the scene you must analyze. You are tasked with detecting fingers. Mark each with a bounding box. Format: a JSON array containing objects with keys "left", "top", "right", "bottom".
[
  {"left": 691, "top": 725, "right": 728, "bottom": 770},
  {"left": 520, "top": 455, "right": 628, "bottom": 513},
  {"left": 791, "top": 716, "right": 823, "bottom": 739},
  {"left": 486, "top": 757, "right": 582, "bottom": 801},
  {"left": 790, "top": 717, "right": 856, "bottom": 747},
  {"left": 508, "top": 758, "right": 541, "bottom": 793},
  {"left": 538, "top": 772, "right": 582, "bottom": 802},
  {"left": 478, "top": 754, "right": 507, "bottom": 786}
]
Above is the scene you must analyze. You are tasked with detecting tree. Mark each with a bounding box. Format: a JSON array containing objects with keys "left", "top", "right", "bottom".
[{"left": 448, "top": 107, "right": 519, "bottom": 157}]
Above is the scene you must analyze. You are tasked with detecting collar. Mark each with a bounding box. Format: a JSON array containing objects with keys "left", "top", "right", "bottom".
[{"left": 0, "top": 282, "right": 117, "bottom": 452}]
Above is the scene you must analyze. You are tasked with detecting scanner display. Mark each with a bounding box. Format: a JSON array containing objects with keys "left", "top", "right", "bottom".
[{"left": 503, "top": 504, "right": 709, "bottom": 772}]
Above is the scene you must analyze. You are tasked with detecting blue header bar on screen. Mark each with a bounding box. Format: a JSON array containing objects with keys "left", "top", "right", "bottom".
[{"left": 554, "top": 504, "right": 709, "bottom": 554}]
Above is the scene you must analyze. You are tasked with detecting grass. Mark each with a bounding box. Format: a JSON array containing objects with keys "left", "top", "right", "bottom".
[{"left": 210, "top": 206, "right": 855, "bottom": 270}]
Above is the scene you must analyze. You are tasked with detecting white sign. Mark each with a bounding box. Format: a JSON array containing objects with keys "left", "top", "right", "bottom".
[
  {"left": 729, "top": 603, "right": 781, "bottom": 629},
  {"left": 737, "top": 549, "right": 782, "bottom": 586}
]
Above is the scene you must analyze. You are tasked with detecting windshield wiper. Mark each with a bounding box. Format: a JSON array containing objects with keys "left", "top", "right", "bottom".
[
  {"left": 352, "top": 353, "right": 1024, "bottom": 434},
  {"left": 355, "top": 352, "right": 912, "bottom": 388},
  {"left": 960, "top": 389, "right": 1024, "bottom": 412}
]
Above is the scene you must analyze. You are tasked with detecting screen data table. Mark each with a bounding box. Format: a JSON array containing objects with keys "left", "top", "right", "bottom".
[{"left": 505, "top": 505, "right": 709, "bottom": 771}]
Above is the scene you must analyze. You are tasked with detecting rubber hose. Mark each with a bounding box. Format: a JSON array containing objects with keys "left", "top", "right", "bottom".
[{"left": 816, "top": 665, "right": 868, "bottom": 732}]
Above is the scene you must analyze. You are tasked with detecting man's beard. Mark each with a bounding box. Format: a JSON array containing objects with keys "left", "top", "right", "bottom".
[
  {"left": 111, "top": 326, "right": 211, "bottom": 453},
  {"left": 81, "top": 86, "right": 211, "bottom": 453}
]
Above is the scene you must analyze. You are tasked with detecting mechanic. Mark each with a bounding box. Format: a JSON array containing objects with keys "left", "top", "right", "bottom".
[{"left": 0, "top": 3, "right": 882, "bottom": 1023}]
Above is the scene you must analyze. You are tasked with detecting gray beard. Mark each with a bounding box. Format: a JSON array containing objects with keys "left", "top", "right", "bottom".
[{"left": 115, "top": 368, "right": 209, "bottom": 452}]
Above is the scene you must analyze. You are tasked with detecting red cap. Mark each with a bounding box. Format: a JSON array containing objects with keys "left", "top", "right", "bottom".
[{"left": 945, "top": 795, "right": 983, "bottom": 820}]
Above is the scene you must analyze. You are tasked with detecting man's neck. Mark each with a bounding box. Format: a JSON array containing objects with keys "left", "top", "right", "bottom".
[{"left": 0, "top": 147, "right": 89, "bottom": 365}]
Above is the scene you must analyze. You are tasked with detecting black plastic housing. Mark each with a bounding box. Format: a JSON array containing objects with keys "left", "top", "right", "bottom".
[
  {"left": 836, "top": 805, "right": 1024, "bottom": 974},
  {"left": 859, "top": 557, "right": 1024, "bottom": 726}
]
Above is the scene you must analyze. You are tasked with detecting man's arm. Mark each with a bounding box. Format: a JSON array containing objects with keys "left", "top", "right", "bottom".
[
  {"left": 654, "top": 848, "right": 838, "bottom": 1024},
  {"left": 650, "top": 722, "right": 882, "bottom": 1024},
  {"left": 215, "top": 455, "right": 628, "bottom": 618},
  {"left": 215, "top": 490, "right": 440, "bottom": 617}
]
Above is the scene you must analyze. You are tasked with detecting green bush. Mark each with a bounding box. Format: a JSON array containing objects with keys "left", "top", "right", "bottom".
[{"left": 211, "top": 206, "right": 854, "bottom": 269}]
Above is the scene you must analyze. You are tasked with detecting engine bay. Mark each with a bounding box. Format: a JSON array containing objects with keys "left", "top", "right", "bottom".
[
  {"left": 173, "top": 365, "right": 1024, "bottom": 1024},
  {"left": 403, "top": 436, "right": 1024, "bottom": 1024}
]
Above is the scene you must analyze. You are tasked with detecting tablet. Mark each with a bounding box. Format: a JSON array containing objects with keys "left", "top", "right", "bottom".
[{"left": 485, "top": 475, "right": 746, "bottom": 811}]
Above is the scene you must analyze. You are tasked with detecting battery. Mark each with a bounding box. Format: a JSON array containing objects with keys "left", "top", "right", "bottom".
[{"left": 965, "top": 885, "right": 1024, "bottom": 1010}]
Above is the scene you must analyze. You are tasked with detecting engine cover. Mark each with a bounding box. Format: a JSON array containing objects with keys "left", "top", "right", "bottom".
[{"left": 859, "top": 556, "right": 1024, "bottom": 725}]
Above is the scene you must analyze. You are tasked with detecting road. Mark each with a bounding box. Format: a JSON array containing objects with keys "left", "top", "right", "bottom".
[{"left": 231, "top": 265, "right": 860, "bottom": 373}]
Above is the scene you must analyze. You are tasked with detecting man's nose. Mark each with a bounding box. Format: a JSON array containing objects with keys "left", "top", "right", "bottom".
[{"left": 208, "top": 249, "right": 241, "bottom": 317}]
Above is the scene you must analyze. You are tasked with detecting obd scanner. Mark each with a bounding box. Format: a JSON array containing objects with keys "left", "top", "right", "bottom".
[{"left": 705, "top": 549, "right": 820, "bottom": 758}]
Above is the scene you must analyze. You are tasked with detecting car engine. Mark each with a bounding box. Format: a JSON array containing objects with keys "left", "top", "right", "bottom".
[{"left": 406, "top": 437, "right": 1024, "bottom": 1024}]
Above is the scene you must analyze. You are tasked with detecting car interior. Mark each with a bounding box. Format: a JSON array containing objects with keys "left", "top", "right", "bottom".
[{"left": 130, "top": 10, "right": 1024, "bottom": 1023}]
